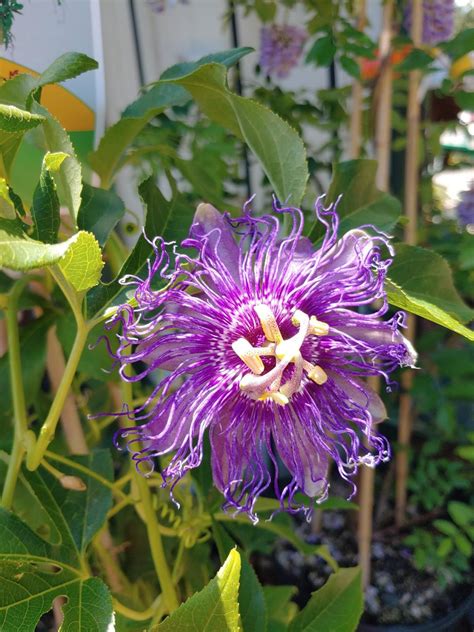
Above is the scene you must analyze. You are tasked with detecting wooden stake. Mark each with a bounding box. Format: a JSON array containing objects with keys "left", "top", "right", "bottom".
[
  {"left": 374, "top": 0, "right": 394, "bottom": 191},
  {"left": 46, "top": 326, "right": 89, "bottom": 455},
  {"left": 357, "top": 0, "right": 399, "bottom": 587},
  {"left": 349, "top": 0, "right": 366, "bottom": 159},
  {"left": 395, "top": 0, "right": 423, "bottom": 528}
]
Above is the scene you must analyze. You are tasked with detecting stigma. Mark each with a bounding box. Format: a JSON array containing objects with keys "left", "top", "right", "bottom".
[{"left": 232, "top": 304, "right": 328, "bottom": 405}]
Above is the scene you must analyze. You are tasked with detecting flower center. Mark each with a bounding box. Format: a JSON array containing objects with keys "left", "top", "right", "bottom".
[{"left": 232, "top": 304, "right": 329, "bottom": 405}]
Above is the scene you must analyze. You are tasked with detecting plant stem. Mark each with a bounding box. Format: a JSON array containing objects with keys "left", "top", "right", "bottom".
[
  {"left": 1, "top": 438, "right": 24, "bottom": 509},
  {"left": 113, "top": 597, "right": 161, "bottom": 622},
  {"left": 1, "top": 280, "right": 30, "bottom": 508},
  {"left": 26, "top": 319, "right": 89, "bottom": 471},
  {"left": 120, "top": 379, "right": 179, "bottom": 614},
  {"left": 44, "top": 450, "right": 129, "bottom": 501}
]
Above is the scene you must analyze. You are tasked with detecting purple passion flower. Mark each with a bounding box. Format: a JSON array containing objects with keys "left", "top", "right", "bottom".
[
  {"left": 109, "top": 198, "right": 416, "bottom": 520},
  {"left": 404, "top": 0, "right": 455, "bottom": 45},
  {"left": 260, "top": 24, "right": 308, "bottom": 78},
  {"left": 457, "top": 184, "right": 474, "bottom": 228}
]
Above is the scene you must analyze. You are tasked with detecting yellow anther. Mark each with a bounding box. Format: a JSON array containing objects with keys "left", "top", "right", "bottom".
[
  {"left": 232, "top": 338, "right": 264, "bottom": 375},
  {"left": 304, "top": 362, "right": 328, "bottom": 385},
  {"left": 258, "top": 391, "right": 289, "bottom": 406},
  {"left": 309, "top": 316, "right": 329, "bottom": 336},
  {"left": 254, "top": 304, "right": 283, "bottom": 344}
]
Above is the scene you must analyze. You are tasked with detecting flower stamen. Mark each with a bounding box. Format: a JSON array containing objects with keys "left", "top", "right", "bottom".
[
  {"left": 303, "top": 360, "right": 328, "bottom": 385},
  {"left": 234, "top": 306, "right": 329, "bottom": 403},
  {"left": 254, "top": 304, "right": 284, "bottom": 344},
  {"left": 309, "top": 315, "right": 329, "bottom": 336},
  {"left": 231, "top": 338, "right": 265, "bottom": 374}
]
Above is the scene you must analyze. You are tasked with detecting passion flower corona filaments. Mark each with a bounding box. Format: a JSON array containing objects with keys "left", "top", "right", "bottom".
[{"left": 108, "top": 198, "right": 417, "bottom": 520}]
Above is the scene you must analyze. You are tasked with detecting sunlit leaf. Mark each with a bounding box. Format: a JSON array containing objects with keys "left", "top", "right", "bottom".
[
  {"left": 31, "top": 151, "right": 68, "bottom": 243},
  {"left": 164, "top": 63, "right": 308, "bottom": 204},
  {"left": 36, "top": 52, "right": 98, "bottom": 89},
  {"left": 0, "top": 103, "right": 44, "bottom": 132},
  {"left": 158, "top": 549, "right": 241, "bottom": 632},
  {"left": 32, "top": 102, "right": 82, "bottom": 221},
  {"left": 386, "top": 244, "right": 474, "bottom": 341},
  {"left": 90, "top": 47, "right": 252, "bottom": 188}
]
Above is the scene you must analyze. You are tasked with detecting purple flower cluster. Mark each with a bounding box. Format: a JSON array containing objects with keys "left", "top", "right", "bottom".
[
  {"left": 404, "top": 0, "right": 455, "bottom": 45},
  {"left": 109, "top": 198, "right": 416, "bottom": 520},
  {"left": 457, "top": 184, "right": 474, "bottom": 228},
  {"left": 260, "top": 24, "right": 308, "bottom": 78},
  {"left": 146, "top": 0, "right": 188, "bottom": 13}
]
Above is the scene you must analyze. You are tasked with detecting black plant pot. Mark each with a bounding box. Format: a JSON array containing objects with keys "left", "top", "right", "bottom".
[{"left": 358, "top": 590, "right": 474, "bottom": 632}]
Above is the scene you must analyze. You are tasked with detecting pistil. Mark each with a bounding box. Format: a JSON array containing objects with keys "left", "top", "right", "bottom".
[{"left": 234, "top": 304, "right": 329, "bottom": 404}]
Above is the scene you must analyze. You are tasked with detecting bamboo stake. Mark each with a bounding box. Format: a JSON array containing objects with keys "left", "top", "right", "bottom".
[
  {"left": 349, "top": 0, "right": 366, "bottom": 159},
  {"left": 395, "top": 0, "right": 423, "bottom": 529},
  {"left": 374, "top": 0, "right": 394, "bottom": 191},
  {"left": 46, "top": 326, "right": 89, "bottom": 455},
  {"left": 357, "top": 0, "right": 393, "bottom": 589}
]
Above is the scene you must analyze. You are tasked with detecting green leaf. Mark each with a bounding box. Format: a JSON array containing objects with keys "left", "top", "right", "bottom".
[
  {"left": 41, "top": 451, "right": 114, "bottom": 552},
  {"left": 158, "top": 549, "right": 241, "bottom": 632},
  {"left": 306, "top": 35, "right": 336, "bottom": 67},
  {"left": 255, "top": 0, "right": 277, "bottom": 22},
  {"left": 60, "top": 577, "right": 114, "bottom": 631},
  {"left": 395, "top": 48, "right": 434, "bottom": 71},
  {"left": 433, "top": 519, "right": 459, "bottom": 537},
  {"left": 85, "top": 177, "right": 192, "bottom": 318},
  {"left": 0, "top": 103, "right": 44, "bottom": 132},
  {"left": 0, "top": 314, "right": 52, "bottom": 426},
  {"left": 77, "top": 183, "right": 126, "bottom": 246},
  {"left": 57, "top": 231, "right": 104, "bottom": 292},
  {"left": 289, "top": 567, "right": 363, "bottom": 632},
  {"left": 212, "top": 520, "right": 267, "bottom": 632},
  {"left": 386, "top": 244, "right": 474, "bottom": 341},
  {"left": 36, "top": 52, "right": 98, "bottom": 89},
  {"left": 454, "top": 533, "right": 472, "bottom": 557},
  {"left": 90, "top": 117, "right": 156, "bottom": 189},
  {"left": 31, "top": 151, "right": 68, "bottom": 243},
  {"left": 164, "top": 63, "right": 308, "bottom": 204},
  {"left": 440, "top": 29, "right": 474, "bottom": 60},
  {"left": 215, "top": 512, "right": 315, "bottom": 556},
  {"left": 263, "top": 585, "right": 298, "bottom": 632},
  {"left": 455, "top": 446, "right": 474, "bottom": 462},
  {"left": 307, "top": 159, "right": 401, "bottom": 242},
  {"left": 0, "top": 226, "right": 103, "bottom": 293},
  {"left": 454, "top": 90, "right": 474, "bottom": 111},
  {"left": 448, "top": 501, "right": 474, "bottom": 530},
  {"left": 339, "top": 55, "right": 360, "bottom": 79},
  {"left": 56, "top": 315, "right": 117, "bottom": 380},
  {"left": 159, "top": 47, "right": 254, "bottom": 82},
  {"left": 0, "top": 73, "right": 37, "bottom": 107},
  {"left": 32, "top": 101, "right": 82, "bottom": 221},
  {"left": 0, "top": 75, "right": 39, "bottom": 178},
  {"left": 437, "top": 537, "right": 453, "bottom": 558},
  {"left": 0, "top": 456, "right": 114, "bottom": 631},
  {"left": 0, "top": 178, "right": 16, "bottom": 219},
  {"left": 316, "top": 497, "right": 359, "bottom": 511},
  {"left": 91, "top": 47, "right": 252, "bottom": 187}
]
